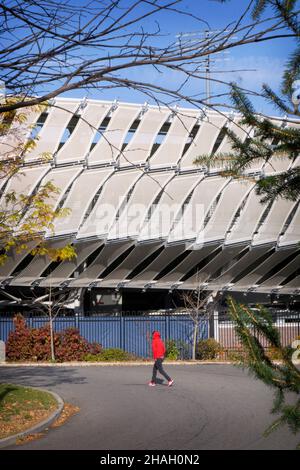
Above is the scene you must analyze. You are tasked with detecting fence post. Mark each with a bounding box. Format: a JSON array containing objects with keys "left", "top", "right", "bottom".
[
  {"left": 166, "top": 314, "right": 170, "bottom": 340},
  {"left": 75, "top": 314, "right": 79, "bottom": 330},
  {"left": 120, "top": 315, "right": 125, "bottom": 350}
]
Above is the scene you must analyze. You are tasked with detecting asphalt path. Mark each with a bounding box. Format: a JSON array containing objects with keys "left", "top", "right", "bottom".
[{"left": 0, "top": 364, "right": 298, "bottom": 450}]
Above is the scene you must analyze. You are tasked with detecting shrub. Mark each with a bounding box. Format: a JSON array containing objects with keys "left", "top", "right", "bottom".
[
  {"left": 165, "top": 340, "right": 179, "bottom": 360},
  {"left": 84, "top": 348, "right": 135, "bottom": 362},
  {"left": 5, "top": 315, "right": 28, "bottom": 361},
  {"left": 6, "top": 314, "right": 102, "bottom": 362},
  {"left": 6, "top": 315, "right": 51, "bottom": 361},
  {"left": 196, "top": 338, "right": 222, "bottom": 360},
  {"left": 55, "top": 328, "right": 92, "bottom": 362},
  {"left": 225, "top": 349, "right": 247, "bottom": 362},
  {"left": 165, "top": 340, "right": 190, "bottom": 360},
  {"left": 88, "top": 342, "right": 103, "bottom": 355}
]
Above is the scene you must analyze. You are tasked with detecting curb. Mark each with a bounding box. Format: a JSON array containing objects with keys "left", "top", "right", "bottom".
[
  {"left": 0, "top": 361, "right": 235, "bottom": 367},
  {"left": 0, "top": 387, "right": 64, "bottom": 449}
]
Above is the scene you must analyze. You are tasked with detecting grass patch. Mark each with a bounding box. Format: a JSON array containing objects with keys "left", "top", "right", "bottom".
[{"left": 0, "top": 383, "right": 57, "bottom": 439}]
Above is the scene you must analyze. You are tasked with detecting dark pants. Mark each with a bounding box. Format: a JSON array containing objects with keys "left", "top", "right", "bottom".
[{"left": 152, "top": 357, "right": 171, "bottom": 383}]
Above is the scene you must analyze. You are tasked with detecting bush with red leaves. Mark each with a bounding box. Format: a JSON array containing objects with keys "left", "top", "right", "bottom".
[{"left": 6, "top": 314, "right": 102, "bottom": 362}]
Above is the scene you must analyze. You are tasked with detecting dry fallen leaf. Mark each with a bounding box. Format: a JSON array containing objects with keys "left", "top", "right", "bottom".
[
  {"left": 16, "top": 433, "right": 45, "bottom": 445},
  {"left": 51, "top": 403, "right": 80, "bottom": 428}
]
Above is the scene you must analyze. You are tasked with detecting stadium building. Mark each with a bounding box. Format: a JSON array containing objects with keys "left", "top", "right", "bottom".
[{"left": 1, "top": 98, "right": 299, "bottom": 315}]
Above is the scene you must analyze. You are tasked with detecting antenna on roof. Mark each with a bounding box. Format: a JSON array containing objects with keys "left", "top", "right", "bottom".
[{"left": 175, "top": 29, "right": 237, "bottom": 105}]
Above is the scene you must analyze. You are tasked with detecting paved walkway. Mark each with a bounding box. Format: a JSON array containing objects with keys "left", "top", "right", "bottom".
[{"left": 0, "top": 364, "right": 298, "bottom": 450}]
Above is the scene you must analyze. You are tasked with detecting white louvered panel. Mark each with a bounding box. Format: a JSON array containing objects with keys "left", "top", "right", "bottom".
[
  {"left": 149, "top": 112, "right": 198, "bottom": 168},
  {"left": 0, "top": 165, "right": 50, "bottom": 212},
  {"left": 168, "top": 176, "right": 226, "bottom": 243},
  {"left": 278, "top": 202, "right": 300, "bottom": 247},
  {"left": 70, "top": 241, "right": 133, "bottom": 287},
  {"left": 119, "top": 108, "right": 169, "bottom": 166},
  {"left": 256, "top": 254, "right": 300, "bottom": 290},
  {"left": 77, "top": 169, "right": 142, "bottom": 239},
  {"left": 128, "top": 243, "right": 187, "bottom": 287},
  {"left": 155, "top": 245, "right": 218, "bottom": 288},
  {"left": 10, "top": 239, "right": 71, "bottom": 286},
  {"left": 41, "top": 166, "right": 82, "bottom": 211},
  {"left": 232, "top": 248, "right": 296, "bottom": 289},
  {"left": 0, "top": 107, "right": 40, "bottom": 158},
  {"left": 196, "top": 180, "right": 252, "bottom": 245},
  {"left": 39, "top": 240, "right": 103, "bottom": 287},
  {"left": 179, "top": 113, "right": 227, "bottom": 170},
  {"left": 253, "top": 198, "right": 294, "bottom": 246},
  {"left": 53, "top": 168, "right": 113, "bottom": 236},
  {"left": 88, "top": 104, "right": 140, "bottom": 165},
  {"left": 225, "top": 187, "right": 267, "bottom": 245},
  {"left": 107, "top": 171, "right": 173, "bottom": 240},
  {"left": 138, "top": 173, "right": 200, "bottom": 242},
  {"left": 55, "top": 102, "right": 110, "bottom": 164},
  {"left": 25, "top": 101, "right": 78, "bottom": 161},
  {"left": 100, "top": 242, "right": 162, "bottom": 287}
]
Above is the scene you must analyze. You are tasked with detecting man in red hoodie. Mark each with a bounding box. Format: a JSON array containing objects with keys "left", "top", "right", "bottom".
[{"left": 149, "top": 331, "right": 174, "bottom": 387}]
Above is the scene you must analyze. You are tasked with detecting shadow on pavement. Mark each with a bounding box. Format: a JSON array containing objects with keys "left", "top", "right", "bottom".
[{"left": 0, "top": 367, "right": 87, "bottom": 388}]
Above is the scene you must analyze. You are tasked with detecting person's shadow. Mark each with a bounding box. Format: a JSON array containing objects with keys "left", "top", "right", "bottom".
[{"left": 155, "top": 378, "right": 165, "bottom": 385}]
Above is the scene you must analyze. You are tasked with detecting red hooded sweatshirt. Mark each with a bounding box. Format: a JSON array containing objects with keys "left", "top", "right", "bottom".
[{"left": 152, "top": 331, "right": 166, "bottom": 360}]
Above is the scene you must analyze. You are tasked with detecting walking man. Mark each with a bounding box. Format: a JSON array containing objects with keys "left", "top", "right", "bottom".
[{"left": 149, "top": 331, "right": 174, "bottom": 387}]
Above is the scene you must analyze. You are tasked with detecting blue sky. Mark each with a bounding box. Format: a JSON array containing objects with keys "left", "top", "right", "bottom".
[
  {"left": 8, "top": 0, "right": 294, "bottom": 115},
  {"left": 61, "top": 0, "right": 292, "bottom": 114}
]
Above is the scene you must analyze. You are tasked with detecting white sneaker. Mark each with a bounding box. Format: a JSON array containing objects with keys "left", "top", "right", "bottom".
[
  {"left": 168, "top": 380, "right": 174, "bottom": 387},
  {"left": 148, "top": 381, "right": 156, "bottom": 387}
]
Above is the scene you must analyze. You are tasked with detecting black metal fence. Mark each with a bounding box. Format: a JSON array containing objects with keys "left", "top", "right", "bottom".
[
  {"left": 0, "top": 313, "right": 209, "bottom": 359},
  {"left": 1, "top": 310, "right": 299, "bottom": 360}
]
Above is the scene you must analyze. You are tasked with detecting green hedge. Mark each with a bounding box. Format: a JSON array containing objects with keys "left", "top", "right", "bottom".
[
  {"left": 84, "top": 348, "right": 137, "bottom": 362},
  {"left": 196, "top": 338, "right": 222, "bottom": 360}
]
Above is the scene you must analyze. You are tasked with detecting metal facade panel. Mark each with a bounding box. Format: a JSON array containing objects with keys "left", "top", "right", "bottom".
[
  {"left": 0, "top": 107, "right": 40, "bottom": 158},
  {"left": 181, "top": 245, "right": 245, "bottom": 288},
  {"left": 53, "top": 168, "right": 113, "bottom": 237},
  {"left": 10, "top": 239, "right": 70, "bottom": 286},
  {"left": 0, "top": 166, "right": 50, "bottom": 207},
  {"left": 118, "top": 108, "right": 169, "bottom": 166},
  {"left": 279, "top": 276, "right": 300, "bottom": 294},
  {"left": 42, "top": 166, "right": 82, "bottom": 212},
  {"left": 232, "top": 248, "right": 296, "bottom": 289},
  {"left": 0, "top": 241, "right": 38, "bottom": 280},
  {"left": 77, "top": 169, "right": 142, "bottom": 239},
  {"left": 39, "top": 241, "right": 103, "bottom": 287},
  {"left": 279, "top": 202, "right": 300, "bottom": 247},
  {"left": 207, "top": 246, "right": 267, "bottom": 289},
  {"left": 149, "top": 112, "right": 198, "bottom": 168},
  {"left": 253, "top": 198, "right": 295, "bottom": 246},
  {"left": 196, "top": 180, "right": 253, "bottom": 245},
  {"left": 255, "top": 253, "right": 300, "bottom": 290},
  {"left": 99, "top": 242, "right": 162, "bottom": 287},
  {"left": 107, "top": 171, "right": 173, "bottom": 240},
  {"left": 88, "top": 104, "right": 140, "bottom": 165},
  {"left": 168, "top": 176, "right": 226, "bottom": 243},
  {"left": 263, "top": 156, "right": 291, "bottom": 175},
  {"left": 70, "top": 241, "right": 133, "bottom": 287},
  {"left": 129, "top": 243, "right": 187, "bottom": 287},
  {"left": 215, "top": 117, "right": 249, "bottom": 154},
  {"left": 138, "top": 173, "right": 201, "bottom": 242},
  {"left": 25, "top": 101, "right": 78, "bottom": 161},
  {"left": 225, "top": 188, "right": 268, "bottom": 245},
  {"left": 55, "top": 102, "right": 110, "bottom": 163},
  {"left": 179, "top": 114, "right": 227, "bottom": 170},
  {"left": 155, "top": 244, "right": 218, "bottom": 287}
]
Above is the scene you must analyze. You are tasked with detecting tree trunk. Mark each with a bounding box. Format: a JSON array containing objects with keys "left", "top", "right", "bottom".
[
  {"left": 192, "top": 322, "right": 198, "bottom": 361},
  {"left": 49, "top": 318, "right": 55, "bottom": 362}
]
